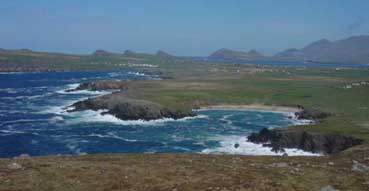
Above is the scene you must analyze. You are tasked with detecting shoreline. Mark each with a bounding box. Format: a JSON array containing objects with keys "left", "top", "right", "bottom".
[{"left": 198, "top": 104, "right": 302, "bottom": 113}]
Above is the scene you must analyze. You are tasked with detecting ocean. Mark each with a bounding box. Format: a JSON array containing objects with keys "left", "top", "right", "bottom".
[{"left": 0, "top": 70, "right": 317, "bottom": 158}]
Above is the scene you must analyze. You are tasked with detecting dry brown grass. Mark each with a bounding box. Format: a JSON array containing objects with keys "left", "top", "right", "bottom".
[{"left": 0, "top": 146, "right": 368, "bottom": 191}]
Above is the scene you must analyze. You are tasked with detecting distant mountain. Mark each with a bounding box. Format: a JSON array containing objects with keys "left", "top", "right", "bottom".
[
  {"left": 92, "top": 49, "right": 112, "bottom": 57},
  {"left": 123, "top": 50, "right": 137, "bottom": 57},
  {"left": 156, "top": 50, "right": 174, "bottom": 59},
  {"left": 275, "top": 35, "right": 369, "bottom": 64},
  {"left": 208, "top": 48, "right": 265, "bottom": 60}
]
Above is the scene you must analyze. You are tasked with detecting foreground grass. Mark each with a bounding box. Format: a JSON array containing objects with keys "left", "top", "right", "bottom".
[{"left": 0, "top": 146, "right": 368, "bottom": 191}]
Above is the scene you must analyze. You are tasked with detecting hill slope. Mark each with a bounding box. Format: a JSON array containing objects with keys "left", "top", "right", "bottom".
[{"left": 275, "top": 35, "right": 369, "bottom": 64}]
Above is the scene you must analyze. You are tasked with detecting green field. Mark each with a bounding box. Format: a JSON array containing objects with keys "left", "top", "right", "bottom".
[{"left": 122, "top": 63, "right": 369, "bottom": 142}]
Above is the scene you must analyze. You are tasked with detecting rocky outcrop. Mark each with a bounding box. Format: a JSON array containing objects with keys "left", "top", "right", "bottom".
[
  {"left": 248, "top": 128, "right": 363, "bottom": 154},
  {"left": 294, "top": 108, "right": 331, "bottom": 122},
  {"left": 68, "top": 92, "right": 196, "bottom": 121},
  {"left": 67, "top": 80, "right": 129, "bottom": 92}
]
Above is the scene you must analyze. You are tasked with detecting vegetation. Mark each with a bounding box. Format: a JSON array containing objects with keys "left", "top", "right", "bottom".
[
  {"left": 0, "top": 146, "right": 368, "bottom": 191},
  {"left": 123, "top": 64, "right": 369, "bottom": 142}
]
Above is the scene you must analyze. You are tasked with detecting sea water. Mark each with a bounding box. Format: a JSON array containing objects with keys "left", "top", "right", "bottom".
[{"left": 0, "top": 71, "right": 317, "bottom": 158}]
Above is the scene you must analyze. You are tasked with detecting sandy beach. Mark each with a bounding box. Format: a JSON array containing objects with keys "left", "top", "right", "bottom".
[{"left": 199, "top": 104, "right": 302, "bottom": 113}]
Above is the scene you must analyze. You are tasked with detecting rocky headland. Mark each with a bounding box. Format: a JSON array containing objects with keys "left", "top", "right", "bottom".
[
  {"left": 248, "top": 107, "right": 363, "bottom": 154},
  {"left": 248, "top": 128, "right": 363, "bottom": 154},
  {"left": 67, "top": 80, "right": 129, "bottom": 92},
  {"left": 294, "top": 107, "right": 331, "bottom": 122},
  {"left": 67, "top": 80, "right": 196, "bottom": 121}
]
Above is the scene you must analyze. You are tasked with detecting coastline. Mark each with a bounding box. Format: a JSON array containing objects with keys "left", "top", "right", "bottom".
[{"left": 198, "top": 104, "right": 302, "bottom": 113}]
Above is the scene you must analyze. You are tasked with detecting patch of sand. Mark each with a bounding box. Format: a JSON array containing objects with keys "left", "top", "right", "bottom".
[{"left": 199, "top": 104, "right": 301, "bottom": 113}]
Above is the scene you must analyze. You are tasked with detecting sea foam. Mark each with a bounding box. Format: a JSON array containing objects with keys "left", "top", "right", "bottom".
[
  {"left": 65, "top": 109, "right": 208, "bottom": 126},
  {"left": 201, "top": 135, "right": 321, "bottom": 156}
]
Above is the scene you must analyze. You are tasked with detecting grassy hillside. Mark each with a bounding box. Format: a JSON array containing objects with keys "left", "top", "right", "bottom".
[
  {"left": 1, "top": 145, "right": 368, "bottom": 191},
  {"left": 0, "top": 49, "right": 172, "bottom": 72}
]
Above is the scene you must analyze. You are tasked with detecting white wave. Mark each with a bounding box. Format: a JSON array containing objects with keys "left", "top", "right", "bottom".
[
  {"left": 0, "top": 119, "right": 48, "bottom": 126},
  {"left": 0, "top": 88, "right": 19, "bottom": 94},
  {"left": 56, "top": 83, "right": 112, "bottom": 96},
  {"left": 59, "top": 89, "right": 111, "bottom": 95},
  {"left": 38, "top": 98, "right": 83, "bottom": 115},
  {"left": 86, "top": 132, "right": 137, "bottom": 142},
  {"left": 0, "top": 93, "right": 53, "bottom": 100},
  {"left": 108, "top": 72, "right": 123, "bottom": 77},
  {"left": 201, "top": 135, "right": 321, "bottom": 156},
  {"left": 65, "top": 109, "right": 208, "bottom": 126},
  {"left": 282, "top": 112, "right": 313, "bottom": 126},
  {"left": 0, "top": 129, "right": 27, "bottom": 135},
  {"left": 127, "top": 71, "right": 146, "bottom": 76},
  {"left": 26, "top": 93, "right": 54, "bottom": 100},
  {"left": 66, "top": 143, "right": 86, "bottom": 155},
  {"left": 0, "top": 72, "right": 27, "bottom": 75},
  {"left": 219, "top": 114, "right": 233, "bottom": 125},
  {"left": 55, "top": 83, "right": 79, "bottom": 94},
  {"left": 49, "top": 116, "right": 64, "bottom": 123}
]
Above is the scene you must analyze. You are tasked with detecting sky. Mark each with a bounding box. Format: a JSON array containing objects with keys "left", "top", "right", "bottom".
[{"left": 1, "top": 0, "right": 369, "bottom": 56}]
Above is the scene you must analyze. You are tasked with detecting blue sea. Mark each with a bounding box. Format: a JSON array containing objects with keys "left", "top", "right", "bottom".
[{"left": 0, "top": 71, "right": 316, "bottom": 158}]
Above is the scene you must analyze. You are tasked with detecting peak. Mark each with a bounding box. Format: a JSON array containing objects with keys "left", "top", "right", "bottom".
[
  {"left": 247, "top": 50, "right": 264, "bottom": 57},
  {"left": 209, "top": 48, "right": 264, "bottom": 60},
  {"left": 92, "top": 49, "right": 111, "bottom": 56},
  {"left": 20, "top": 49, "right": 32, "bottom": 52},
  {"left": 304, "top": 39, "right": 332, "bottom": 50},
  {"left": 216, "top": 48, "right": 233, "bottom": 52},
  {"left": 123, "top": 50, "right": 136, "bottom": 56},
  {"left": 156, "top": 50, "right": 173, "bottom": 58},
  {"left": 316, "top": 39, "right": 331, "bottom": 43}
]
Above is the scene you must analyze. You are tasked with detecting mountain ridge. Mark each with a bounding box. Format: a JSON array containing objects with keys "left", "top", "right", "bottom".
[{"left": 275, "top": 35, "right": 369, "bottom": 64}]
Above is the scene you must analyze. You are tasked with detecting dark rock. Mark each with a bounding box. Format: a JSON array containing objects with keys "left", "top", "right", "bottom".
[
  {"left": 67, "top": 80, "right": 128, "bottom": 92},
  {"left": 294, "top": 109, "right": 331, "bottom": 121},
  {"left": 248, "top": 128, "right": 363, "bottom": 154},
  {"left": 68, "top": 92, "right": 196, "bottom": 121},
  {"left": 234, "top": 143, "right": 240, "bottom": 149}
]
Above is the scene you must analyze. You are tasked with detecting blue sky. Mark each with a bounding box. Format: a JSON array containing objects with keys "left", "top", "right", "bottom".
[{"left": 1, "top": 0, "right": 369, "bottom": 56}]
